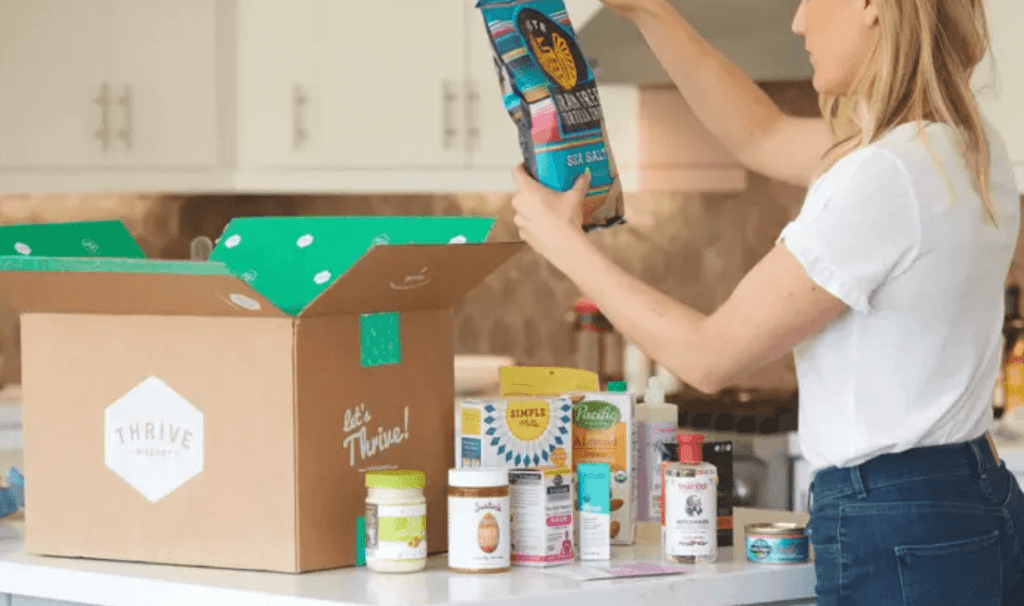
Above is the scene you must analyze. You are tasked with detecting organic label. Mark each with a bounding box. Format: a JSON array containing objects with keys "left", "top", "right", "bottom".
[
  {"left": 505, "top": 400, "right": 550, "bottom": 442},
  {"left": 573, "top": 400, "right": 621, "bottom": 430}
]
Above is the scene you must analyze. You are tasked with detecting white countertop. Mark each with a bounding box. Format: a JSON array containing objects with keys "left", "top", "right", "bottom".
[{"left": 0, "top": 521, "right": 814, "bottom": 606}]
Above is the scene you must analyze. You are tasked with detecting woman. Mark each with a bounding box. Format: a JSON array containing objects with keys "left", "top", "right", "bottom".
[{"left": 509, "top": 0, "right": 1024, "bottom": 602}]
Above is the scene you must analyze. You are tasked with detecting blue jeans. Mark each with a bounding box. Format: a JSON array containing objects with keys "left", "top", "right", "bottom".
[{"left": 807, "top": 434, "right": 1024, "bottom": 605}]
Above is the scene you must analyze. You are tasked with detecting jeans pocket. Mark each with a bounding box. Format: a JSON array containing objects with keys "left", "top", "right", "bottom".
[{"left": 895, "top": 529, "right": 1002, "bottom": 606}]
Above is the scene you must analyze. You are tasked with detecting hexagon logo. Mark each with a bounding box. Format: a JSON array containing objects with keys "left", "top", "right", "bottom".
[{"left": 105, "top": 376, "right": 204, "bottom": 503}]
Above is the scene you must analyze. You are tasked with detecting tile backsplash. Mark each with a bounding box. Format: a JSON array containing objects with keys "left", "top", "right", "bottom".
[{"left": 1, "top": 81, "right": 1018, "bottom": 393}]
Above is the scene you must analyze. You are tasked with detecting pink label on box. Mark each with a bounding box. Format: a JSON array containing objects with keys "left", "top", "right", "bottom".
[{"left": 547, "top": 514, "right": 572, "bottom": 527}]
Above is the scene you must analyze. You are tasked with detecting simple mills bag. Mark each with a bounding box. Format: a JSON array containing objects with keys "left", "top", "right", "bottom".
[{"left": 477, "top": 0, "right": 625, "bottom": 231}]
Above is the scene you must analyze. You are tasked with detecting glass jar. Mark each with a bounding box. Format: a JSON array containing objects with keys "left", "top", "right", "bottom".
[
  {"left": 448, "top": 468, "right": 510, "bottom": 573},
  {"left": 365, "top": 469, "right": 427, "bottom": 573}
]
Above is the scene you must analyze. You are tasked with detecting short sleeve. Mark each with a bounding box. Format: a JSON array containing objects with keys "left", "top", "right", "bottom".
[{"left": 777, "top": 149, "right": 920, "bottom": 314}]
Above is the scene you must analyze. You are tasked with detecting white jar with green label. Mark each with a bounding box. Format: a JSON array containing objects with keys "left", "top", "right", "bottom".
[{"left": 365, "top": 470, "right": 428, "bottom": 573}]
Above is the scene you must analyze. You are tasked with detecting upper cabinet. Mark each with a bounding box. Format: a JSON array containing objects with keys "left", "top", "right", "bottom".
[
  {"left": 976, "top": 0, "right": 1024, "bottom": 193},
  {"left": 0, "top": 0, "right": 217, "bottom": 173}
]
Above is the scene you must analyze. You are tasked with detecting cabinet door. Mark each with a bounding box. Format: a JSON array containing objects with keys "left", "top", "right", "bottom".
[
  {"left": 106, "top": 0, "right": 218, "bottom": 167},
  {"left": 317, "top": 1, "right": 466, "bottom": 168},
  {"left": 0, "top": 0, "right": 110, "bottom": 168},
  {"left": 465, "top": 8, "right": 522, "bottom": 169},
  {"left": 976, "top": 0, "right": 1024, "bottom": 192},
  {"left": 237, "top": 0, "right": 320, "bottom": 168}
]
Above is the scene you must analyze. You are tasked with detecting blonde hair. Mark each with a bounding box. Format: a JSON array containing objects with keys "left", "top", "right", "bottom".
[{"left": 819, "top": 0, "right": 996, "bottom": 223}]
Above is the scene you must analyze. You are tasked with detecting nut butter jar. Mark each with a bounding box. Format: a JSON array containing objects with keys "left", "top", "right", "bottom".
[{"left": 448, "top": 468, "right": 510, "bottom": 573}]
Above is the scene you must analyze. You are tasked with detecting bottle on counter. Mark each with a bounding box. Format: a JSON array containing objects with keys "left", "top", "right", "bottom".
[
  {"left": 364, "top": 470, "right": 428, "bottom": 573},
  {"left": 448, "top": 468, "right": 511, "bottom": 574},
  {"left": 1004, "top": 285, "right": 1024, "bottom": 417},
  {"left": 663, "top": 434, "right": 718, "bottom": 564},
  {"left": 573, "top": 298, "right": 623, "bottom": 388},
  {"left": 636, "top": 377, "right": 678, "bottom": 523}
]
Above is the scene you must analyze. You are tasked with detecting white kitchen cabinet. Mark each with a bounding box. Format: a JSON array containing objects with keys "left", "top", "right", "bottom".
[
  {"left": 464, "top": 7, "right": 522, "bottom": 170},
  {"left": 0, "top": 1, "right": 109, "bottom": 168},
  {"left": 105, "top": 0, "right": 218, "bottom": 167},
  {"left": 976, "top": 0, "right": 1024, "bottom": 193},
  {"left": 236, "top": 0, "right": 319, "bottom": 168},
  {"left": 318, "top": 1, "right": 466, "bottom": 168},
  {"left": 0, "top": 0, "right": 217, "bottom": 172}
]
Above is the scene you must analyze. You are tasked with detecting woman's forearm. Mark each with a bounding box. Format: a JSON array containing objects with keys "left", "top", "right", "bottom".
[
  {"left": 554, "top": 232, "right": 718, "bottom": 391},
  {"left": 630, "top": 1, "right": 788, "bottom": 168}
]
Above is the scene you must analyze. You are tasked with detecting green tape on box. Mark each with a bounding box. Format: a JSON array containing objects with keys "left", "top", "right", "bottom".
[
  {"left": 0, "top": 256, "right": 232, "bottom": 275},
  {"left": 361, "top": 312, "right": 400, "bottom": 367},
  {"left": 356, "top": 516, "right": 366, "bottom": 567}
]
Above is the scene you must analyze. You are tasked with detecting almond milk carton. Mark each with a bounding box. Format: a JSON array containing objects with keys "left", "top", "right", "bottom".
[{"left": 572, "top": 387, "right": 637, "bottom": 545}]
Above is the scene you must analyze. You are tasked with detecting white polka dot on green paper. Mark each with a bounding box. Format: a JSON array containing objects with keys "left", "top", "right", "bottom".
[
  {"left": 14, "top": 243, "right": 30, "bottom": 255},
  {"left": 314, "top": 270, "right": 332, "bottom": 285},
  {"left": 297, "top": 234, "right": 314, "bottom": 248},
  {"left": 224, "top": 235, "right": 241, "bottom": 248}
]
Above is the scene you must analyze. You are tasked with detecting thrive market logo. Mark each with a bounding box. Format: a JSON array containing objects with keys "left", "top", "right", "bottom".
[
  {"left": 105, "top": 376, "right": 204, "bottom": 503},
  {"left": 342, "top": 403, "right": 410, "bottom": 466}
]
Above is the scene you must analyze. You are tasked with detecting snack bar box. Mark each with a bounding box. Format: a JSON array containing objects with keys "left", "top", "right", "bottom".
[{"left": 0, "top": 217, "right": 522, "bottom": 573}]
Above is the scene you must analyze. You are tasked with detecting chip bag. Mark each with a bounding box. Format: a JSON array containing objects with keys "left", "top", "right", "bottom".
[{"left": 476, "top": 0, "right": 625, "bottom": 231}]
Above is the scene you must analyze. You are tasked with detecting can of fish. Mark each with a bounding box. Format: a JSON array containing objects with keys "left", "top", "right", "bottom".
[{"left": 745, "top": 523, "right": 809, "bottom": 564}]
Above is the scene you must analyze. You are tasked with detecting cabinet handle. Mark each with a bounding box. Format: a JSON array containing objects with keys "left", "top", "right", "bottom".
[
  {"left": 293, "top": 83, "right": 310, "bottom": 150},
  {"left": 92, "top": 82, "right": 111, "bottom": 152},
  {"left": 116, "top": 84, "right": 134, "bottom": 151},
  {"left": 442, "top": 80, "right": 459, "bottom": 151},
  {"left": 466, "top": 81, "right": 481, "bottom": 152}
]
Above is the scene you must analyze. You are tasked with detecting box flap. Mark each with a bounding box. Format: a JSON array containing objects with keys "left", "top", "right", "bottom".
[
  {"left": 209, "top": 216, "right": 497, "bottom": 316},
  {"left": 300, "top": 242, "right": 525, "bottom": 316},
  {"left": 0, "top": 257, "right": 285, "bottom": 317},
  {"left": 0, "top": 220, "right": 145, "bottom": 258}
]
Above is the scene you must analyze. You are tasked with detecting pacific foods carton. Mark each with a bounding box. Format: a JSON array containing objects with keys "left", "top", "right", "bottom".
[
  {"left": 0, "top": 218, "right": 522, "bottom": 572},
  {"left": 572, "top": 391, "right": 637, "bottom": 545},
  {"left": 508, "top": 467, "right": 574, "bottom": 566}
]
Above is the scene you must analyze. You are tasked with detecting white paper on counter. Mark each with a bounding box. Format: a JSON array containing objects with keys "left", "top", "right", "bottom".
[{"left": 541, "top": 561, "right": 690, "bottom": 581}]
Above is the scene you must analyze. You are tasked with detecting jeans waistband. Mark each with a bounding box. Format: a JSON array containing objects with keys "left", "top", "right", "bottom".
[{"left": 810, "top": 433, "right": 999, "bottom": 505}]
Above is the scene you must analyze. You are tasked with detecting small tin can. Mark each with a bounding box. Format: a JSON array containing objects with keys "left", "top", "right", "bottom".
[{"left": 745, "top": 522, "right": 809, "bottom": 564}]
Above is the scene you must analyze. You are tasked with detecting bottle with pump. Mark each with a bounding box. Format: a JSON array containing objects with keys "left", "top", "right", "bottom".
[
  {"left": 636, "top": 377, "right": 678, "bottom": 523},
  {"left": 663, "top": 433, "right": 718, "bottom": 564}
]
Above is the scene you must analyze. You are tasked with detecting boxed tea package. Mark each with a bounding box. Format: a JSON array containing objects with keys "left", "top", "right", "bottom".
[
  {"left": 456, "top": 367, "right": 599, "bottom": 470},
  {"left": 476, "top": 0, "right": 624, "bottom": 231},
  {"left": 0, "top": 218, "right": 522, "bottom": 572},
  {"left": 572, "top": 390, "right": 638, "bottom": 545},
  {"left": 508, "top": 467, "right": 574, "bottom": 566}
]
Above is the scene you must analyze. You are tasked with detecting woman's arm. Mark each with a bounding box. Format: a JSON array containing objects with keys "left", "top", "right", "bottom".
[
  {"left": 511, "top": 166, "right": 846, "bottom": 393},
  {"left": 615, "top": 0, "right": 833, "bottom": 187}
]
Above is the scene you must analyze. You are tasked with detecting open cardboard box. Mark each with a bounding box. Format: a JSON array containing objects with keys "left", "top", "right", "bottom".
[{"left": 0, "top": 217, "right": 522, "bottom": 572}]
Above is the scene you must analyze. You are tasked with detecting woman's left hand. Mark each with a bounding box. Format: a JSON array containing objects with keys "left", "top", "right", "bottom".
[{"left": 510, "top": 163, "right": 592, "bottom": 266}]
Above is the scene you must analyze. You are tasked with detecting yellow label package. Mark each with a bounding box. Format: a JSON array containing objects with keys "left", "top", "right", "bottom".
[
  {"left": 572, "top": 390, "right": 638, "bottom": 545},
  {"left": 456, "top": 367, "right": 598, "bottom": 470}
]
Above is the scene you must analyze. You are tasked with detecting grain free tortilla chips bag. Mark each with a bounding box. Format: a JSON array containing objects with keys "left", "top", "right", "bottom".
[{"left": 476, "top": 0, "right": 625, "bottom": 231}]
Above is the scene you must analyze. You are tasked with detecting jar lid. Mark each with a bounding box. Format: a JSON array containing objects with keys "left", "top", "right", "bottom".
[
  {"left": 365, "top": 469, "right": 426, "bottom": 489},
  {"left": 448, "top": 467, "right": 509, "bottom": 488}
]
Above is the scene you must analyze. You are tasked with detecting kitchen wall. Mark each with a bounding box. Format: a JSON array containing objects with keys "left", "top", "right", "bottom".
[{"left": 0, "top": 81, "right": 1019, "bottom": 393}]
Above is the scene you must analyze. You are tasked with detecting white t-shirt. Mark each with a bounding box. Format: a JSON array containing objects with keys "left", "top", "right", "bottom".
[{"left": 778, "top": 120, "right": 1021, "bottom": 473}]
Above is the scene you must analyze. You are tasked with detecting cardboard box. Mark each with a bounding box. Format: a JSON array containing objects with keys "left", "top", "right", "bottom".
[
  {"left": 572, "top": 391, "right": 637, "bottom": 545},
  {"left": 0, "top": 218, "right": 522, "bottom": 572}
]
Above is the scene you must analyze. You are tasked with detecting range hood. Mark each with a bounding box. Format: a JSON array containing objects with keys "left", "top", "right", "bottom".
[{"left": 573, "top": 0, "right": 813, "bottom": 85}]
